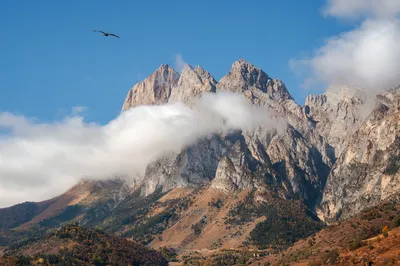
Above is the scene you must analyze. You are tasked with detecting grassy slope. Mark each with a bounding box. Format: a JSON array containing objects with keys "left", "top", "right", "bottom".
[
  {"left": 2, "top": 184, "right": 400, "bottom": 266},
  {"left": 0, "top": 224, "right": 168, "bottom": 266}
]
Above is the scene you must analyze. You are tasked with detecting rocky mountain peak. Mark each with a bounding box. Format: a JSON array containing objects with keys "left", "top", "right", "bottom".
[
  {"left": 304, "top": 85, "right": 367, "bottom": 156},
  {"left": 265, "top": 78, "right": 293, "bottom": 101},
  {"left": 121, "top": 64, "right": 179, "bottom": 111},
  {"left": 217, "top": 59, "right": 293, "bottom": 102},
  {"left": 325, "top": 85, "right": 365, "bottom": 105},
  {"left": 194, "top": 65, "right": 212, "bottom": 78},
  {"left": 168, "top": 64, "right": 217, "bottom": 106},
  {"left": 219, "top": 59, "right": 269, "bottom": 92}
]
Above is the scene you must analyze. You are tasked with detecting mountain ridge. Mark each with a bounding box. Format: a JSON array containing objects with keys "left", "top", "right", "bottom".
[{"left": 1, "top": 58, "right": 400, "bottom": 265}]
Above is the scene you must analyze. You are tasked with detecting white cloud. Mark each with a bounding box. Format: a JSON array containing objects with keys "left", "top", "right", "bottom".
[
  {"left": 291, "top": 19, "right": 400, "bottom": 94},
  {"left": 71, "top": 106, "right": 87, "bottom": 116},
  {"left": 290, "top": 1, "right": 400, "bottom": 96},
  {"left": 0, "top": 92, "right": 283, "bottom": 208},
  {"left": 174, "top": 53, "right": 187, "bottom": 72},
  {"left": 323, "top": 0, "right": 400, "bottom": 20}
]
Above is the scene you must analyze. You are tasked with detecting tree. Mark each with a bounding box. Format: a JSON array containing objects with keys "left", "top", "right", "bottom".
[{"left": 382, "top": 225, "right": 389, "bottom": 237}]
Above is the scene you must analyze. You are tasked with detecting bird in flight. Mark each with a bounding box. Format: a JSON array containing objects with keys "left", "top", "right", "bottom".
[{"left": 92, "top": 30, "right": 120, "bottom": 38}]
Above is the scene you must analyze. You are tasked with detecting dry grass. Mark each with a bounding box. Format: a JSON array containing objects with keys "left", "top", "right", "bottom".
[{"left": 149, "top": 186, "right": 259, "bottom": 253}]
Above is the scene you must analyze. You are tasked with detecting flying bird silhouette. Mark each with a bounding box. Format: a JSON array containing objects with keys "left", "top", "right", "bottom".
[{"left": 92, "top": 30, "right": 120, "bottom": 38}]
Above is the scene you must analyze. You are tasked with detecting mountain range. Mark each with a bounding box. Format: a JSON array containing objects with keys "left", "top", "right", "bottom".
[{"left": 1, "top": 59, "right": 399, "bottom": 265}]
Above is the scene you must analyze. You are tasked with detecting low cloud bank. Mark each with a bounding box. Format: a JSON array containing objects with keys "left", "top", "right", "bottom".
[{"left": 0, "top": 91, "right": 283, "bottom": 208}]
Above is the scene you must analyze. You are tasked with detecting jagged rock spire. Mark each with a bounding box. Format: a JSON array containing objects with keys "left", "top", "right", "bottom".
[
  {"left": 121, "top": 64, "right": 180, "bottom": 111},
  {"left": 217, "top": 59, "right": 293, "bottom": 101},
  {"left": 168, "top": 64, "right": 217, "bottom": 106}
]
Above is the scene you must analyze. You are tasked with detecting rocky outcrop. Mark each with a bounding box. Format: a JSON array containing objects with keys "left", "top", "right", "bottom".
[
  {"left": 119, "top": 60, "right": 333, "bottom": 211},
  {"left": 5, "top": 57, "right": 400, "bottom": 257},
  {"left": 216, "top": 59, "right": 293, "bottom": 104},
  {"left": 118, "top": 59, "right": 400, "bottom": 222},
  {"left": 168, "top": 64, "right": 217, "bottom": 106},
  {"left": 318, "top": 88, "right": 400, "bottom": 222},
  {"left": 265, "top": 126, "right": 331, "bottom": 208},
  {"left": 141, "top": 135, "right": 227, "bottom": 195},
  {"left": 121, "top": 64, "right": 179, "bottom": 111},
  {"left": 304, "top": 85, "right": 367, "bottom": 156},
  {"left": 214, "top": 60, "right": 333, "bottom": 207},
  {"left": 211, "top": 135, "right": 258, "bottom": 193}
]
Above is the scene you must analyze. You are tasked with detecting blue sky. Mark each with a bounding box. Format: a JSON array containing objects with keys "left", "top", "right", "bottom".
[{"left": 0, "top": 1, "right": 353, "bottom": 124}]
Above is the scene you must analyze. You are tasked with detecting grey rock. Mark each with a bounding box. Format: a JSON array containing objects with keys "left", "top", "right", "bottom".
[
  {"left": 134, "top": 60, "right": 332, "bottom": 212},
  {"left": 169, "top": 64, "right": 217, "bottom": 106},
  {"left": 318, "top": 88, "right": 400, "bottom": 222},
  {"left": 119, "top": 58, "right": 400, "bottom": 222},
  {"left": 142, "top": 135, "right": 227, "bottom": 195},
  {"left": 211, "top": 135, "right": 258, "bottom": 193},
  {"left": 304, "top": 85, "right": 367, "bottom": 156},
  {"left": 121, "top": 64, "right": 179, "bottom": 111}
]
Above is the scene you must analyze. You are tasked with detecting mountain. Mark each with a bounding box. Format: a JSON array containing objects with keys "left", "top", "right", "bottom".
[
  {"left": 304, "top": 85, "right": 367, "bottom": 157},
  {"left": 1, "top": 59, "right": 400, "bottom": 265},
  {"left": 0, "top": 223, "right": 169, "bottom": 266},
  {"left": 129, "top": 59, "right": 335, "bottom": 211},
  {"left": 318, "top": 88, "right": 400, "bottom": 222},
  {"left": 249, "top": 199, "right": 400, "bottom": 265},
  {"left": 169, "top": 64, "right": 217, "bottom": 106},
  {"left": 121, "top": 64, "right": 179, "bottom": 111}
]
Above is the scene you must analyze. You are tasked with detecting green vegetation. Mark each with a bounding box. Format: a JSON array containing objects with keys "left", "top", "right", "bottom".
[
  {"left": 224, "top": 190, "right": 260, "bottom": 225},
  {"left": 39, "top": 204, "right": 83, "bottom": 227},
  {"left": 208, "top": 198, "right": 223, "bottom": 209},
  {"left": 224, "top": 190, "right": 324, "bottom": 250},
  {"left": 250, "top": 204, "right": 324, "bottom": 249},
  {"left": 0, "top": 225, "right": 46, "bottom": 249},
  {"left": 159, "top": 247, "right": 179, "bottom": 262},
  {"left": 191, "top": 216, "right": 207, "bottom": 235},
  {"left": 118, "top": 192, "right": 193, "bottom": 245},
  {"left": 361, "top": 209, "right": 383, "bottom": 221},
  {"left": 1, "top": 223, "right": 168, "bottom": 266},
  {"left": 123, "top": 211, "right": 176, "bottom": 244},
  {"left": 0, "top": 202, "right": 50, "bottom": 230},
  {"left": 0, "top": 186, "right": 196, "bottom": 251},
  {"left": 348, "top": 238, "right": 364, "bottom": 251},
  {"left": 211, "top": 239, "right": 222, "bottom": 250}
]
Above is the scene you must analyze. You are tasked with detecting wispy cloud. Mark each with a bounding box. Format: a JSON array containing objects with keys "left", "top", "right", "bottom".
[
  {"left": 291, "top": 0, "right": 400, "bottom": 95},
  {"left": 174, "top": 53, "right": 187, "bottom": 72},
  {"left": 71, "top": 106, "right": 87, "bottom": 116},
  {"left": 0, "top": 92, "right": 283, "bottom": 208},
  {"left": 322, "top": 0, "right": 400, "bottom": 20}
]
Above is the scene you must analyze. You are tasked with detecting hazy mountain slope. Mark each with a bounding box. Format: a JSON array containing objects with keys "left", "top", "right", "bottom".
[{"left": 0, "top": 179, "right": 131, "bottom": 247}]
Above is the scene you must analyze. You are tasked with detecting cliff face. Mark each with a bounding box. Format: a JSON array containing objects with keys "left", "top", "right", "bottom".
[
  {"left": 121, "top": 64, "right": 179, "bottom": 111},
  {"left": 3, "top": 59, "right": 398, "bottom": 239},
  {"left": 120, "top": 60, "right": 334, "bottom": 211},
  {"left": 120, "top": 59, "right": 400, "bottom": 223},
  {"left": 304, "top": 85, "right": 367, "bottom": 157},
  {"left": 168, "top": 64, "right": 217, "bottom": 106},
  {"left": 318, "top": 88, "right": 400, "bottom": 222},
  {"left": 2, "top": 59, "right": 400, "bottom": 258}
]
